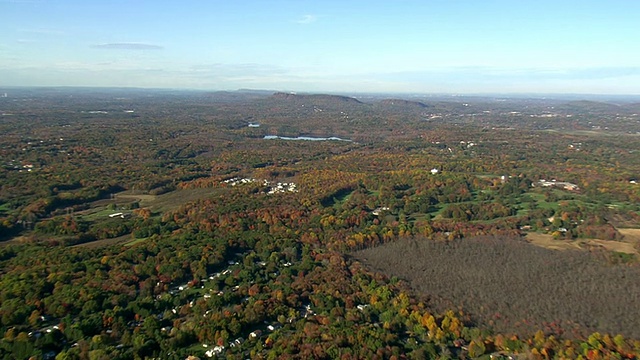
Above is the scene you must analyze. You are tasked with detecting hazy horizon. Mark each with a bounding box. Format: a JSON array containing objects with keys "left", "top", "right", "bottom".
[
  {"left": 3, "top": 86, "right": 640, "bottom": 102},
  {"left": 2, "top": 0, "right": 640, "bottom": 95}
]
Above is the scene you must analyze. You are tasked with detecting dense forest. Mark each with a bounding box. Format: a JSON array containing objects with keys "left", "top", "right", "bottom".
[{"left": 1, "top": 88, "right": 640, "bottom": 359}]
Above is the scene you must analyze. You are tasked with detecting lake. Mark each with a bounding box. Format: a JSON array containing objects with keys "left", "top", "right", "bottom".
[{"left": 264, "top": 135, "right": 352, "bottom": 142}]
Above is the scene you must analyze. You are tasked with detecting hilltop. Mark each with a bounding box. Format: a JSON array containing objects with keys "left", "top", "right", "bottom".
[
  {"left": 270, "top": 92, "right": 363, "bottom": 105},
  {"left": 377, "top": 98, "right": 431, "bottom": 108}
]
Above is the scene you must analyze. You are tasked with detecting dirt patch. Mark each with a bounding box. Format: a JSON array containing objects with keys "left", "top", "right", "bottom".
[
  {"left": 586, "top": 239, "right": 638, "bottom": 255},
  {"left": 525, "top": 232, "right": 581, "bottom": 251},
  {"left": 619, "top": 228, "right": 640, "bottom": 243},
  {"left": 526, "top": 232, "right": 639, "bottom": 255}
]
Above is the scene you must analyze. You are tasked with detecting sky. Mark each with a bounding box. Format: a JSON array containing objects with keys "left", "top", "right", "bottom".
[{"left": 1, "top": 0, "right": 640, "bottom": 94}]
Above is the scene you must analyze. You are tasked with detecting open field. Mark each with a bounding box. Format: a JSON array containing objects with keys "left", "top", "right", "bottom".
[
  {"left": 115, "top": 188, "right": 221, "bottom": 212},
  {"left": 72, "top": 188, "right": 222, "bottom": 218},
  {"left": 23, "top": 188, "right": 224, "bottom": 249},
  {"left": 73, "top": 233, "right": 132, "bottom": 248},
  {"left": 74, "top": 234, "right": 149, "bottom": 249},
  {"left": 618, "top": 228, "right": 640, "bottom": 241},
  {"left": 526, "top": 232, "right": 639, "bottom": 255},
  {"left": 80, "top": 188, "right": 221, "bottom": 247}
]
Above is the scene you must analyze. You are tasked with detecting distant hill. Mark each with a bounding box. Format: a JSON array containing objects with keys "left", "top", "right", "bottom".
[
  {"left": 270, "top": 92, "right": 363, "bottom": 105},
  {"left": 203, "top": 90, "right": 271, "bottom": 103},
  {"left": 377, "top": 98, "right": 431, "bottom": 108},
  {"left": 555, "top": 100, "right": 624, "bottom": 114}
]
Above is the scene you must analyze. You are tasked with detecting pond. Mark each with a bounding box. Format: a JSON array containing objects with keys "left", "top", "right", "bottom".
[{"left": 263, "top": 135, "right": 352, "bottom": 142}]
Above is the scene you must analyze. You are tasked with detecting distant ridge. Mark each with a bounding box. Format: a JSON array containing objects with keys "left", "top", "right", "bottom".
[
  {"left": 378, "top": 98, "right": 431, "bottom": 108},
  {"left": 271, "top": 92, "right": 363, "bottom": 104},
  {"left": 555, "top": 100, "right": 625, "bottom": 114},
  {"left": 203, "top": 90, "right": 271, "bottom": 102}
]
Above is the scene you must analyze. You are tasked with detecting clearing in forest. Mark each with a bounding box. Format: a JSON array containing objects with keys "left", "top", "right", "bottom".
[{"left": 526, "top": 232, "right": 638, "bottom": 255}]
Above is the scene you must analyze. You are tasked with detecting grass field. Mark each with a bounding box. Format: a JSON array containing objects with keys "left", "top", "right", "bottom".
[
  {"left": 124, "top": 237, "right": 149, "bottom": 247},
  {"left": 80, "top": 208, "right": 123, "bottom": 221},
  {"left": 72, "top": 188, "right": 223, "bottom": 248},
  {"left": 74, "top": 233, "right": 131, "bottom": 248},
  {"left": 116, "top": 188, "right": 222, "bottom": 212}
]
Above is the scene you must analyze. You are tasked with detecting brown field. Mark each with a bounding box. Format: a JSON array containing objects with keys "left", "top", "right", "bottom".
[
  {"left": 618, "top": 228, "right": 640, "bottom": 242},
  {"left": 526, "top": 231, "right": 639, "bottom": 255}
]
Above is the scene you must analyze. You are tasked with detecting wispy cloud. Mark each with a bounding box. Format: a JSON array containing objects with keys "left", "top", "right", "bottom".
[
  {"left": 18, "top": 28, "right": 65, "bottom": 36},
  {"left": 295, "top": 14, "right": 317, "bottom": 24},
  {"left": 91, "top": 43, "right": 163, "bottom": 50}
]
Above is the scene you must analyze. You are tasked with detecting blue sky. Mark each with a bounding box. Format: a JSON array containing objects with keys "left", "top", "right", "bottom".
[{"left": 1, "top": 0, "right": 639, "bottom": 94}]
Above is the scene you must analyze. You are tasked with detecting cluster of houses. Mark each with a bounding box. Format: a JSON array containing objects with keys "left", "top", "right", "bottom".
[
  {"left": 153, "top": 252, "right": 302, "bottom": 358},
  {"left": 222, "top": 177, "right": 258, "bottom": 186},
  {"left": 4, "top": 160, "right": 35, "bottom": 172},
  {"left": 221, "top": 177, "right": 298, "bottom": 194},
  {"left": 28, "top": 324, "right": 59, "bottom": 339},
  {"left": 203, "top": 336, "right": 246, "bottom": 357},
  {"left": 26, "top": 243, "right": 306, "bottom": 359},
  {"left": 201, "top": 323, "right": 287, "bottom": 357},
  {"left": 267, "top": 182, "right": 297, "bottom": 194},
  {"left": 204, "top": 345, "right": 225, "bottom": 357},
  {"left": 568, "top": 142, "right": 583, "bottom": 150},
  {"left": 371, "top": 207, "right": 390, "bottom": 216},
  {"left": 535, "top": 179, "right": 580, "bottom": 191},
  {"left": 202, "top": 322, "right": 285, "bottom": 358},
  {"left": 20, "top": 164, "right": 34, "bottom": 172}
]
